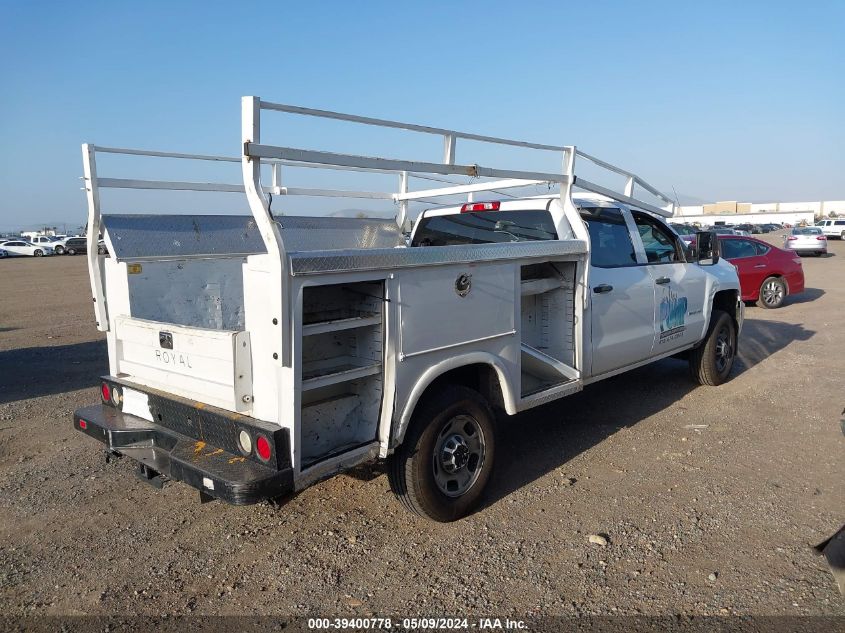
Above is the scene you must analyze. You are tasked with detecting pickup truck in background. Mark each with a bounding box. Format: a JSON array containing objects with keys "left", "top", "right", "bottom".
[{"left": 73, "top": 97, "right": 743, "bottom": 521}]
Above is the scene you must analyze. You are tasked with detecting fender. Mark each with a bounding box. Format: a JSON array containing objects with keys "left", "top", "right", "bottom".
[{"left": 392, "top": 352, "right": 518, "bottom": 448}]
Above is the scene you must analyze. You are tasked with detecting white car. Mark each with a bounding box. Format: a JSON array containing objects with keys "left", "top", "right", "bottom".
[{"left": 0, "top": 240, "right": 54, "bottom": 257}]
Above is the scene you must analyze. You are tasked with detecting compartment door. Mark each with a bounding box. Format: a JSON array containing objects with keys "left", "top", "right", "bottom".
[{"left": 113, "top": 316, "right": 253, "bottom": 413}]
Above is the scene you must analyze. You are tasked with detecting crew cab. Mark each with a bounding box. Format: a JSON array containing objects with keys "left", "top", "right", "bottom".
[{"left": 73, "top": 97, "right": 743, "bottom": 521}]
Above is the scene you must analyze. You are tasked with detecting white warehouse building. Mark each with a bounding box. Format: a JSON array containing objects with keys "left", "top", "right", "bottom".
[{"left": 674, "top": 200, "right": 845, "bottom": 227}]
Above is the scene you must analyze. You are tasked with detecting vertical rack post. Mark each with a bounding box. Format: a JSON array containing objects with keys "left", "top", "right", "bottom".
[
  {"left": 396, "top": 171, "right": 409, "bottom": 230},
  {"left": 81, "top": 144, "right": 109, "bottom": 332},
  {"left": 242, "top": 96, "right": 290, "bottom": 367}
]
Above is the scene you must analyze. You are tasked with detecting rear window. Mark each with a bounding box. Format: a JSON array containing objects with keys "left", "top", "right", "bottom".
[
  {"left": 794, "top": 228, "right": 822, "bottom": 235},
  {"left": 411, "top": 210, "right": 557, "bottom": 246},
  {"left": 836, "top": 220, "right": 845, "bottom": 226}
]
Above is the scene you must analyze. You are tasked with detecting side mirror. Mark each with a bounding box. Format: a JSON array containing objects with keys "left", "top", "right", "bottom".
[{"left": 694, "top": 231, "right": 720, "bottom": 265}]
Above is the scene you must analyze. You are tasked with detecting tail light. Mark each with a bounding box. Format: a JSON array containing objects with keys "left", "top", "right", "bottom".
[
  {"left": 817, "top": 236, "right": 827, "bottom": 241},
  {"left": 461, "top": 201, "right": 500, "bottom": 213},
  {"left": 255, "top": 435, "right": 272, "bottom": 462},
  {"left": 787, "top": 236, "right": 797, "bottom": 241},
  {"left": 101, "top": 382, "right": 111, "bottom": 403},
  {"left": 79, "top": 419, "right": 88, "bottom": 430}
]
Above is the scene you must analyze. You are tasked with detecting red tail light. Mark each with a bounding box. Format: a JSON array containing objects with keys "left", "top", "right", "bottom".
[
  {"left": 101, "top": 382, "right": 111, "bottom": 403},
  {"left": 817, "top": 236, "right": 827, "bottom": 241},
  {"left": 79, "top": 419, "right": 88, "bottom": 430},
  {"left": 255, "top": 435, "right": 272, "bottom": 462},
  {"left": 787, "top": 236, "right": 797, "bottom": 241},
  {"left": 461, "top": 201, "right": 500, "bottom": 213}
]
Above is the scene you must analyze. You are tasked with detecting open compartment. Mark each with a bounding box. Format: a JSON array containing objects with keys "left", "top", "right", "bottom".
[
  {"left": 299, "top": 281, "right": 385, "bottom": 467},
  {"left": 519, "top": 261, "right": 577, "bottom": 397}
]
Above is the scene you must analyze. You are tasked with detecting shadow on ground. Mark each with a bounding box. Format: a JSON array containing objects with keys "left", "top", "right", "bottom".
[
  {"left": 785, "top": 287, "right": 825, "bottom": 306},
  {"left": 0, "top": 340, "right": 107, "bottom": 404},
  {"left": 481, "top": 317, "right": 815, "bottom": 511}
]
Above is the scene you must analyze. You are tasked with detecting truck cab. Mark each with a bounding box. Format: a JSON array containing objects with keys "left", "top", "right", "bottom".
[{"left": 411, "top": 195, "right": 743, "bottom": 382}]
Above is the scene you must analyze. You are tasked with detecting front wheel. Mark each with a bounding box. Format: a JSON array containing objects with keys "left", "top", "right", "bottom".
[
  {"left": 54, "top": 246, "right": 65, "bottom": 255},
  {"left": 33, "top": 249, "right": 43, "bottom": 257},
  {"left": 388, "top": 386, "right": 496, "bottom": 522},
  {"left": 757, "top": 276, "right": 786, "bottom": 309},
  {"left": 689, "top": 309, "right": 736, "bottom": 386}
]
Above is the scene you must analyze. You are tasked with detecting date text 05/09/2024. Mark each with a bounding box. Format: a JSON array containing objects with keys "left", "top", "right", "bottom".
[{"left": 307, "top": 617, "right": 528, "bottom": 630}]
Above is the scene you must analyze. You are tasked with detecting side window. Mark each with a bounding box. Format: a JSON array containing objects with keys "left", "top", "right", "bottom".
[
  {"left": 721, "top": 239, "right": 757, "bottom": 259},
  {"left": 836, "top": 220, "right": 845, "bottom": 226},
  {"left": 580, "top": 208, "right": 637, "bottom": 268},
  {"left": 632, "top": 212, "right": 683, "bottom": 263},
  {"left": 753, "top": 241, "right": 771, "bottom": 255}
]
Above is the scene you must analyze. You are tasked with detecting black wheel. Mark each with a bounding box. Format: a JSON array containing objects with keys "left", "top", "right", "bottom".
[
  {"left": 67, "top": 248, "right": 77, "bottom": 255},
  {"left": 689, "top": 309, "right": 736, "bottom": 386},
  {"left": 98, "top": 246, "right": 106, "bottom": 255},
  {"left": 54, "top": 246, "right": 65, "bottom": 255},
  {"left": 388, "top": 385, "right": 496, "bottom": 522},
  {"left": 757, "top": 276, "right": 786, "bottom": 309},
  {"left": 33, "top": 249, "right": 43, "bottom": 257}
]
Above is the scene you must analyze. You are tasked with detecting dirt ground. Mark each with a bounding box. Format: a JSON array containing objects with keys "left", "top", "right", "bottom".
[{"left": 0, "top": 234, "right": 843, "bottom": 621}]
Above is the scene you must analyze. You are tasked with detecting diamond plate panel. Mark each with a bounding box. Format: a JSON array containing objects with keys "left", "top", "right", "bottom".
[
  {"left": 102, "top": 214, "right": 267, "bottom": 261},
  {"left": 277, "top": 216, "right": 405, "bottom": 252},
  {"left": 288, "top": 240, "right": 589, "bottom": 275}
]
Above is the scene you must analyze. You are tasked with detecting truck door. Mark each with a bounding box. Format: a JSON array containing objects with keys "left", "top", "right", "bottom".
[
  {"left": 583, "top": 207, "right": 656, "bottom": 376},
  {"left": 630, "top": 211, "right": 708, "bottom": 353}
]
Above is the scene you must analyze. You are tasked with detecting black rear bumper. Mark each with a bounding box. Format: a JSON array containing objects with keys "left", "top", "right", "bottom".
[{"left": 74, "top": 404, "right": 293, "bottom": 505}]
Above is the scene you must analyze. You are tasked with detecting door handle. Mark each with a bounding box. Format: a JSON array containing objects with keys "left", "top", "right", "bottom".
[
  {"left": 655, "top": 276, "right": 671, "bottom": 285},
  {"left": 754, "top": 264, "right": 766, "bottom": 268},
  {"left": 593, "top": 284, "right": 613, "bottom": 294}
]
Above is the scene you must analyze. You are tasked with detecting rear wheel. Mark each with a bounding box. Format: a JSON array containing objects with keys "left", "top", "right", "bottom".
[
  {"left": 67, "top": 248, "right": 77, "bottom": 255},
  {"left": 54, "top": 246, "right": 65, "bottom": 255},
  {"left": 33, "top": 249, "right": 43, "bottom": 257},
  {"left": 689, "top": 309, "right": 736, "bottom": 386},
  {"left": 388, "top": 386, "right": 496, "bottom": 522},
  {"left": 840, "top": 230, "right": 845, "bottom": 240},
  {"left": 757, "top": 276, "right": 786, "bottom": 309}
]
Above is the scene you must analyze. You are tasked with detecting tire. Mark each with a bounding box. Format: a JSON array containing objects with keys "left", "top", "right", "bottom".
[
  {"left": 67, "top": 248, "right": 77, "bottom": 255},
  {"left": 840, "top": 230, "right": 845, "bottom": 240},
  {"left": 757, "top": 276, "right": 786, "bottom": 309},
  {"left": 54, "top": 246, "right": 65, "bottom": 255},
  {"left": 98, "top": 246, "right": 106, "bottom": 255},
  {"left": 388, "top": 385, "right": 496, "bottom": 522},
  {"left": 689, "top": 309, "right": 736, "bottom": 386},
  {"left": 33, "top": 249, "right": 43, "bottom": 257}
]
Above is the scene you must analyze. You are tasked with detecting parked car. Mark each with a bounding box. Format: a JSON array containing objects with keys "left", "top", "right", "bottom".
[
  {"left": 28, "top": 234, "right": 71, "bottom": 254},
  {"left": 0, "top": 240, "right": 55, "bottom": 257},
  {"left": 718, "top": 235, "right": 804, "bottom": 309},
  {"left": 669, "top": 223, "right": 697, "bottom": 244},
  {"left": 713, "top": 227, "right": 737, "bottom": 236},
  {"left": 819, "top": 218, "right": 845, "bottom": 239},
  {"left": 63, "top": 237, "right": 88, "bottom": 255},
  {"left": 784, "top": 227, "right": 828, "bottom": 256}
]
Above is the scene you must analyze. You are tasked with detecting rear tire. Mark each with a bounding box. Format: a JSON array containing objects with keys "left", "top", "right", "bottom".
[
  {"left": 67, "top": 248, "right": 77, "bottom": 255},
  {"left": 54, "top": 246, "right": 65, "bottom": 255},
  {"left": 757, "top": 276, "right": 786, "bottom": 309},
  {"left": 33, "top": 249, "right": 43, "bottom": 257},
  {"left": 388, "top": 386, "right": 496, "bottom": 522},
  {"left": 689, "top": 309, "right": 736, "bottom": 386}
]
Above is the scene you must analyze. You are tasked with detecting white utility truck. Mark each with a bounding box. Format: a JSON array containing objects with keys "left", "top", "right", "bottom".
[{"left": 74, "top": 97, "right": 743, "bottom": 521}]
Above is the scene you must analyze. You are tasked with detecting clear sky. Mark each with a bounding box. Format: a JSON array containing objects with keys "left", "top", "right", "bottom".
[{"left": 1, "top": 0, "right": 843, "bottom": 231}]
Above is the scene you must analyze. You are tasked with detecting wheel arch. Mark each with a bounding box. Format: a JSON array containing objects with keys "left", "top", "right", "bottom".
[{"left": 392, "top": 353, "right": 516, "bottom": 448}]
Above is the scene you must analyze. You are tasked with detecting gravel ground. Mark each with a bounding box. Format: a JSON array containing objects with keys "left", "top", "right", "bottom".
[{"left": 0, "top": 233, "right": 843, "bottom": 620}]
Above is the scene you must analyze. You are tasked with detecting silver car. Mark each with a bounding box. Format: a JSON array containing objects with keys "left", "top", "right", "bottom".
[{"left": 785, "top": 227, "right": 828, "bottom": 256}]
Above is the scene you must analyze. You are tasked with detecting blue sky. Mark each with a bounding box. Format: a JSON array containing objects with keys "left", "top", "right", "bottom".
[{"left": 0, "top": 0, "right": 843, "bottom": 231}]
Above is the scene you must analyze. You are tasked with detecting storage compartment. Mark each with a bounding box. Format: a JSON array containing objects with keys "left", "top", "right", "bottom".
[
  {"left": 300, "top": 281, "right": 385, "bottom": 467},
  {"left": 520, "top": 262, "right": 577, "bottom": 397}
]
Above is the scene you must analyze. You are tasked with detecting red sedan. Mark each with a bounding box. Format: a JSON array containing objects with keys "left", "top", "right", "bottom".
[{"left": 718, "top": 235, "right": 804, "bottom": 309}]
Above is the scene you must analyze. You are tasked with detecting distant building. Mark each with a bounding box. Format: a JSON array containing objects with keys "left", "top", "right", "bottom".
[{"left": 676, "top": 199, "right": 845, "bottom": 226}]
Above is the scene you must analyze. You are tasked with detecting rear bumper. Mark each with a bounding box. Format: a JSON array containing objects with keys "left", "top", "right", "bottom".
[{"left": 74, "top": 404, "right": 293, "bottom": 505}]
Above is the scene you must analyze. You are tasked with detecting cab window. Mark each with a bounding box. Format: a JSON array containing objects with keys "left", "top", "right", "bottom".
[
  {"left": 411, "top": 210, "right": 557, "bottom": 246},
  {"left": 580, "top": 207, "right": 637, "bottom": 268},
  {"left": 632, "top": 212, "right": 683, "bottom": 263}
]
